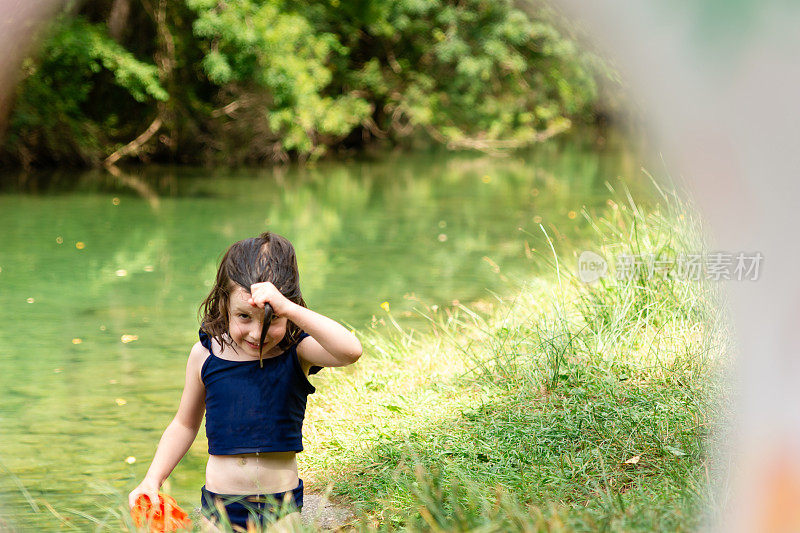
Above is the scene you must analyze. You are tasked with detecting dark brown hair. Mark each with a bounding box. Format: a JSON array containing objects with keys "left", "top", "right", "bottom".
[{"left": 199, "top": 232, "right": 306, "bottom": 354}]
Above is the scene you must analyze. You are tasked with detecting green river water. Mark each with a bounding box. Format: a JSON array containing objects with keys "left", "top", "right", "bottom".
[{"left": 0, "top": 135, "right": 653, "bottom": 530}]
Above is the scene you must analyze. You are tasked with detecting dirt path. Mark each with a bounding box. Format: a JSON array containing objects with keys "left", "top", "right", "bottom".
[{"left": 300, "top": 493, "right": 356, "bottom": 530}]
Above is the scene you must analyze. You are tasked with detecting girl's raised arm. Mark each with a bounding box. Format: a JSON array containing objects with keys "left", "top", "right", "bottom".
[{"left": 128, "top": 342, "right": 207, "bottom": 508}]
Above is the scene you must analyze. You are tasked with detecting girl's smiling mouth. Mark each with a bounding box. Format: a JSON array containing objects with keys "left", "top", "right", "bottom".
[{"left": 244, "top": 340, "right": 260, "bottom": 351}]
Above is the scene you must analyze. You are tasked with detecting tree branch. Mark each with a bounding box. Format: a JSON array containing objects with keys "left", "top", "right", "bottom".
[{"left": 103, "top": 117, "right": 162, "bottom": 167}]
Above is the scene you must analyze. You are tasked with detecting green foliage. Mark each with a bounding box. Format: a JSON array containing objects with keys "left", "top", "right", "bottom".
[
  {"left": 2, "top": 0, "right": 618, "bottom": 167},
  {"left": 186, "top": 0, "right": 371, "bottom": 156},
  {"left": 309, "top": 0, "right": 605, "bottom": 147},
  {"left": 4, "top": 15, "right": 166, "bottom": 166}
]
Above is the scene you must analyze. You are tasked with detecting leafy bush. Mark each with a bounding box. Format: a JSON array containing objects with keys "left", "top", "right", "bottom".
[{"left": 2, "top": 0, "right": 617, "bottom": 167}]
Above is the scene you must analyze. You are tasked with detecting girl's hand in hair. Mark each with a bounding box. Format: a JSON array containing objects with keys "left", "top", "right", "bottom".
[{"left": 249, "top": 282, "right": 295, "bottom": 316}]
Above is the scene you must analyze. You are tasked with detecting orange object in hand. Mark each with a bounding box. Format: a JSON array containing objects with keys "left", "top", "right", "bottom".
[{"left": 131, "top": 493, "right": 191, "bottom": 532}]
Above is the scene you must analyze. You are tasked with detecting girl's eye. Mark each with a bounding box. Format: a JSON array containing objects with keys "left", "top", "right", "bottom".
[{"left": 238, "top": 314, "right": 249, "bottom": 319}]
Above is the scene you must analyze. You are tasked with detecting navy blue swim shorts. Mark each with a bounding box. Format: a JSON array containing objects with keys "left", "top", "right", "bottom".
[{"left": 200, "top": 479, "right": 304, "bottom": 530}]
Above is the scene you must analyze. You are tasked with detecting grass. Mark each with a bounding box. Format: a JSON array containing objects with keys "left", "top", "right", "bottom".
[
  {"left": 300, "top": 180, "right": 730, "bottom": 532},
  {"left": 5, "top": 181, "right": 729, "bottom": 531}
]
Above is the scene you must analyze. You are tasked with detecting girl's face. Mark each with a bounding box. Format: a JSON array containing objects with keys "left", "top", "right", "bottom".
[{"left": 227, "top": 286, "right": 288, "bottom": 358}]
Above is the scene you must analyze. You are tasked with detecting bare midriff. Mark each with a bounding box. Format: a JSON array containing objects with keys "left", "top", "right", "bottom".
[{"left": 205, "top": 451, "right": 299, "bottom": 494}]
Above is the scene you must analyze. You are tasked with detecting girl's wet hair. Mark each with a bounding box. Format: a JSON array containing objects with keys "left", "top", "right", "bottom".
[{"left": 199, "top": 232, "right": 306, "bottom": 353}]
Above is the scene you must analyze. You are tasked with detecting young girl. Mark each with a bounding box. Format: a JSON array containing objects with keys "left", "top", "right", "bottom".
[{"left": 128, "top": 232, "right": 362, "bottom": 531}]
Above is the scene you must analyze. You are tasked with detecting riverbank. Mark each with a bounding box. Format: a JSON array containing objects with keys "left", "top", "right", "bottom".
[{"left": 301, "top": 182, "right": 728, "bottom": 531}]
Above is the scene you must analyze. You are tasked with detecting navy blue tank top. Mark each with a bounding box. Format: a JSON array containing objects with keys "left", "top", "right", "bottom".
[{"left": 199, "top": 329, "right": 322, "bottom": 455}]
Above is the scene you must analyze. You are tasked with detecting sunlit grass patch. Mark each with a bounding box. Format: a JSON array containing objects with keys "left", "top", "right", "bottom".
[{"left": 303, "top": 181, "right": 729, "bottom": 532}]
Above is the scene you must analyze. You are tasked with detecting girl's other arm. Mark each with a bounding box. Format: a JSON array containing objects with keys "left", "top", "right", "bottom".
[
  {"left": 128, "top": 342, "right": 207, "bottom": 508},
  {"left": 289, "top": 303, "right": 362, "bottom": 367}
]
